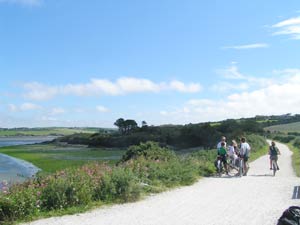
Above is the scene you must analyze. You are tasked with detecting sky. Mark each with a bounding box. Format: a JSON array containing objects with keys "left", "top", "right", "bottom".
[{"left": 1, "top": 0, "right": 300, "bottom": 128}]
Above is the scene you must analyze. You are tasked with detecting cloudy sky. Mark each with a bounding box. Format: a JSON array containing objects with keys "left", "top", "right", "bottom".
[{"left": 1, "top": 0, "right": 300, "bottom": 128}]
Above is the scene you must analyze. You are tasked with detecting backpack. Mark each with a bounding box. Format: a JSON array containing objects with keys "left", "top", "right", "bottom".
[
  {"left": 278, "top": 206, "right": 300, "bottom": 225},
  {"left": 270, "top": 146, "right": 278, "bottom": 156}
]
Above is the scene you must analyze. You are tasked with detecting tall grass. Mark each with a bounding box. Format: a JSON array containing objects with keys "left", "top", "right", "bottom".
[{"left": 288, "top": 137, "right": 300, "bottom": 177}]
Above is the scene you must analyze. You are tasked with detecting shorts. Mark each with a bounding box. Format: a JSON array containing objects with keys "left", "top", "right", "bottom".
[
  {"left": 270, "top": 155, "right": 278, "bottom": 161},
  {"left": 219, "top": 155, "right": 227, "bottom": 164},
  {"left": 240, "top": 155, "right": 249, "bottom": 162}
]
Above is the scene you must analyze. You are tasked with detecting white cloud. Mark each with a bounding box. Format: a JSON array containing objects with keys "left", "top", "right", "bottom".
[
  {"left": 216, "top": 63, "right": 276, "bottom": 91},
  {"left": 96, "top": 105, "right": 109, "bottom": 113},
  {"left": 0, "top": 0, "right": 41, "bottom": 6},
  {"left": 210, "top": 82, "right": 249, "bottom": 93},
  {"left": 8, "top": 104, "right": 18, "bottom": 112},
  {"left": 22, "top": 77, "right": 202, "bottom": 101},
  {"left": 50, "top": 107, "right": 65, "bottom": 115},
  {"left": 217, "top": 63, "right": 246, "bottom": 80},
  {"left": 8, "top": 102, "right": 42, "bottom": 112},
  {"left": 169, "top": 80, "right": 201, "bottom": 93},
  {"left": 40, "top": 116, "right": 58, "bottom": 122},
  {"left": 116, "top": 77, "right": 161, "bottom": 93},
  {"left": 222, "top": 43, "right": 269, "bottom": 50},
  {"left": 160, "top": 69, "right": 300, "bottom": 124},
  {"left": 272, "top": 16, "right": 300, "bottom": 39},
  {"left": 20, "top": 102, "right": 41, "bottom": 111},
  {"left": 160, "top": 111, "right": 168, "bottom": 116},
  {"left": 23, "top": 82, "right": 58, "bottom": 101}
]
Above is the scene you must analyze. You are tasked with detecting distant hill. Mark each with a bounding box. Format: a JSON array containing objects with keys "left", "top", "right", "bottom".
[
  {"left": 265, "top": 122, "right": 300, "bottom": 133},
  {"left": 0, "top": 127, "right": 116, "bottom": 137}
]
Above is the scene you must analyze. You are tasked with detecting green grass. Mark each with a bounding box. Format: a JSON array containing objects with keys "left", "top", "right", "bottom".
[
  {"left": 288, "top": 143, "right": 300, "bottom": 177},
  {"left": 0, "top": 128, "right": 103, "bottom": 137},
  {"left": 0, "top": 144, "right": 125, "bottom": 173},
  {"left": 265, "top": 121, "right": 300, "bottom": 133},
  {"left": 249, "top": 145, "right": 269, "bottom": 162}
]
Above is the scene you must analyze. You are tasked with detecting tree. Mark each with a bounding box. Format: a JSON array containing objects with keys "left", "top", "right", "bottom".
[
  {"left": 114, "top": 118, "right": 125, "bottom": 134},
  {"left": 141, "top": 121, "right": 148, "bottom": 127},
  {"left": 123, "top": 119, "right": 138, "bottom": 134},
  {"left": 114, "top": 118, "right": 138, "bottom": 134}
]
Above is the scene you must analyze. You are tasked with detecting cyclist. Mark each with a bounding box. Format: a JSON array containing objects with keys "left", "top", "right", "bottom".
[
  {"left": 228, "top": 140, "right": 238, "bottom": 169},
  {"left": 217, "top": 136, "right": 227, "bottom": 150},
  {"left": 239, "top": 137, "right": 251, "bottom": 176},
  {"left": 216, "top": 141, "right": 228, "bottom": 174},
  {"left": 269, "top": 141, "right": 280, "bottom": 170}
]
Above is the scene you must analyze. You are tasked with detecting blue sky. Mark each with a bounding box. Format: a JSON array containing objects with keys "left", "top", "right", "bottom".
[{"left": 1, "top": 0, "right": 300, "bottom": 128}]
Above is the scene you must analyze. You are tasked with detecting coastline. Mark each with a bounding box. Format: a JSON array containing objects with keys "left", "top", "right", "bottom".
[
  {"left": 0, "top": 153, "right": 41, "bottom": 186},
  {"left": 0, "top": 136, "right": 54, "bottom": 185}
]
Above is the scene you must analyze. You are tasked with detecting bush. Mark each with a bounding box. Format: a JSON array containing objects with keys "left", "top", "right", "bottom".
[
  {"left": 0, "top": 183, "right": 39, "bottom": 222},
  {"left": 110, "top": 168, "right": 141, "bottom": 202},
  {"left": 273, "top": 135, "right": 295, "bottom": 143},
  {"left": 293, "top": 137, "right": 300, "bottom": 147},
  {"left": 120, "top": 141, "right": 176, "bottom": 162}
]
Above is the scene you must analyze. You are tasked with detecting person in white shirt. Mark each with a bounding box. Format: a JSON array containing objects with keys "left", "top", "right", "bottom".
[
  {"left": 228, "top": 140, "right": 238, "bottom": 168},
  {"left": 217, "top": 136, "right": 226, "bottom": 150},
  {"left": 239, "top": 137, "right": 251, "bottom": 175}
]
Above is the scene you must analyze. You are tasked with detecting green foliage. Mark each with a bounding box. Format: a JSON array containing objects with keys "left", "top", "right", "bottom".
[
  {"left": 120, "top": 141, "right": 175, "bottom": 162},
  {"left": 273, "top": 135, "right": 296, "bottom": 143},
  {"left": 114, "top": 118, "right": 138, "bottom": 135},
  {"left": 289, "top": 139, "right": 300, "bottom": 177},
  {"left": 293, "top": 137, "right": 300, "bottom": 147},
  {"left": 58, "top": 116, "right": 267, "bottom": 149},
  {"left": 0, "top": 184, "right": 39, "bottom": 223},
  {"left": 0, "top": 162, "right": 142, "bottom": 223},
  {"left": 190, "top": 150, "right": 216, "bottom": 176},
  {"left": 264, "top": 120, "right": 300, "bottom": 133}
]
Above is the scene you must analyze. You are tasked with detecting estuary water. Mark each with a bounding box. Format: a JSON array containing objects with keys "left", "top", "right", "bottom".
[{"left": 0, "top": 136, "right": 55, "bottom": 185}]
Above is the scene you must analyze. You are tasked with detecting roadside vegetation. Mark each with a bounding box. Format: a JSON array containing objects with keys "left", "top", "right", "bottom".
[
  {"left": 266, "top": 124, "right": 300, "bottom": 177},
  {"left": 0, "top": 134, "right": 267, "bottom": 224}
]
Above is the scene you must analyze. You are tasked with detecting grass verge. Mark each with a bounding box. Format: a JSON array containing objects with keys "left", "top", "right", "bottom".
[{"left": 288, "top": 144, "right": 300, "bottom": 177}]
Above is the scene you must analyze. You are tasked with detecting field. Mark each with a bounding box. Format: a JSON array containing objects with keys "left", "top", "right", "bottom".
[
  {"left": 264, "top": 122, "right": 300, "bottom": 133},
  {"left": 0, "top": 127, "right": 114, "bottom": 137},
  {"left": 0, "top": 144, "right": 125, "bottom": 173}
]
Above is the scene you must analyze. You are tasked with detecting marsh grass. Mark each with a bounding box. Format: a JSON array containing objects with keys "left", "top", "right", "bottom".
[{"left": 0, "top": 144, "right": 124, "bottom": 173}]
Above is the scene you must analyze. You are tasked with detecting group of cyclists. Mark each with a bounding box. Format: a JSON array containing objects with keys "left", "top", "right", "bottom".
[{"left": 215, "top": 136, "right": 281, "bottom": 176}]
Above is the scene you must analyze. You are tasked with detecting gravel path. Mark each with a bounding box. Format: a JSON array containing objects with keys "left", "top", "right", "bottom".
[{"left": 23, "top": 142, "right": 300, "bottom": 225}]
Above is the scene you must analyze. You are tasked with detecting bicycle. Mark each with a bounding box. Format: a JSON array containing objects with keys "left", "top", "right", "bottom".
[
  {"left": 238, "top": 157, "right": 244, "bottom": 177},
  {"left": 227, "top": 155, "right": 238, "bottom": 173},
  {"left": 216, "top": 156, "right": 223, "bottom": 177},
  {"left": 271, "top": 157, "right": 279, "bottom": 176}
]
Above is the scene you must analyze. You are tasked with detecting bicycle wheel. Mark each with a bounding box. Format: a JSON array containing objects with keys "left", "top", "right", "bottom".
[
  {"left": 217, "top": 159, "right": 222, "bottom": 176},
  {"left": 272, "top": 160, "right": 277, "bottom": 176},
  {"left": 239, "top": 158, "right": 243, "bottom": 177}
]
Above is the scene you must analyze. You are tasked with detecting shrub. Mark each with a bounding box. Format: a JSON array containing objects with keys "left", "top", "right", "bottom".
[
  {"left": 110, "top": 168, "right": 141, "bottom": 202},
  {"left": 0, "top": 182, "right": 39, "bottom": 222},
  {"left": 273, "top": 135, "right": 295, "bottom": 143},
  {"left": 40, "top": 171, "right": 94, "bottom": 210},
  {"left": 120, "top": 141, "right": 176, "bottom": 162},
  {"left": 293, "top": 137, "right": 300, "bottom": 147}
]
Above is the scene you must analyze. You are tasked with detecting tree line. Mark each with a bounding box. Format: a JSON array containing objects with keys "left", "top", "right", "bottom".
[{"left": 56, "top": 117, "right": 266, "bottom": 149}]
